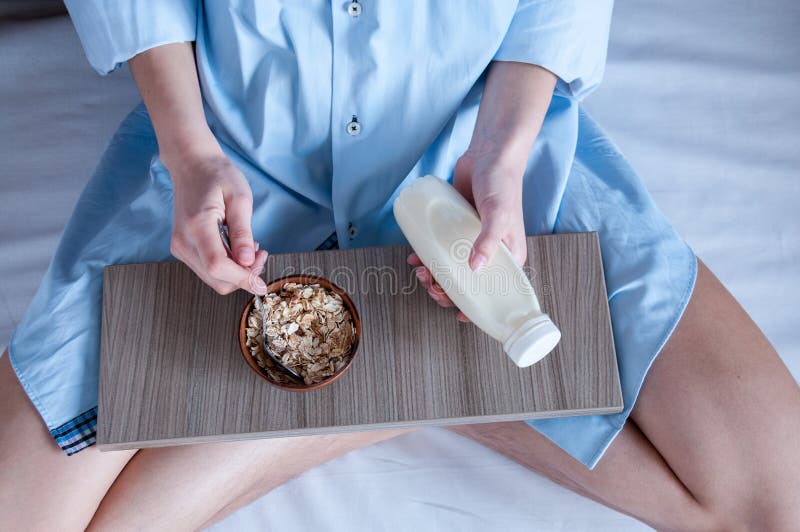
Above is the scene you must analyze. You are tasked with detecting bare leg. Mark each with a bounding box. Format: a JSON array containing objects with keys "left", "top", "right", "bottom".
[
  {"left": 630, "top": 260, "right": 800, "bottom": 530},
  {"left": 448, "top": 420, "right": 715, "bottom": 531},
  {"left": 6, "top": 258, "right": 797, "bottom": 530},
  {"left": 0, "top": 351, "right": 136, "bottom": 531},
  {"left": 88, "top": 429, "right": 414, "bottom": 530},
  {"left": 0, "top": 345, "right": 410, "bottom": 531},
  {"left": 451, "top": 260, "right": 800, "bottom": 531}
]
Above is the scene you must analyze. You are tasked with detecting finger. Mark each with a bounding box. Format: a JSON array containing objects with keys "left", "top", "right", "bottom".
[
  {"left": 416, "top": 266, "right": 449, "bottom": 299},
  {"left": 246, "top": 269, "right": 268, "bottom": 295},
  {"left": 426, "top": 280, "right": 451, "bottom": 303},
  {"left": 224, "top": 186, "right": 256, "bottom": 267},
  {"left": 252, "top": 249, "right": 268, "bottom": 272},
  {"left": 415, "top": 267, "right": 455, "bottom": 307},
  {"left": 407, "top": 253, "right": 423, "bottom": 267},
  {"left": 504, "top": 230, "right": 528, "bottom": 267},
  {"left": 452, "top": 157, "right": 474, "bottom": 205},
  {"left": 180, "top": 249, "right": 240, "bottom": 295},
  {"left": 470, "top": 207, "right": 507, "bottom": 271},
  {"left": 427, "top": 286, "right": 455, "bottom": 308},
  {"left": 246, "top": 250, "right": 270, "bottom": 295},
  {"left": 456, "top": 312, "right": 471, "bottom": 323},
  {"left": 198, "top": 272, "right": 239, "bottom": 295},
  {"left": 194, "top": 218, "right": 260, "bottom": 293},
  {"left": 414, "top": 266, "right": 435, "bottom": 290}
]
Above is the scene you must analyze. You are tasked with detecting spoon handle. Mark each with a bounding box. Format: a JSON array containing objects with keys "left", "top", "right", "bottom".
[{"left": 216, "top": 219, "right": 304, "bottom": 382}]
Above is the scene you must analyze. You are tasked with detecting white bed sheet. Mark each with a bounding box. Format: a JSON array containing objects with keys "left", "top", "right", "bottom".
[{"left": 1, "top": 2, "right": 797, "bottom": 530}]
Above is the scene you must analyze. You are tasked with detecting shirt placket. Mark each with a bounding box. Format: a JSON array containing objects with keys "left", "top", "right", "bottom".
[{"left": 330, "top": 0, "right": 368, "bottom": 248}]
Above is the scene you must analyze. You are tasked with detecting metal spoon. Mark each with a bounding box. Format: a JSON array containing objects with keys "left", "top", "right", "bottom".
[{"left": 217, "top": 219, "right": 304, "bottom": 383}]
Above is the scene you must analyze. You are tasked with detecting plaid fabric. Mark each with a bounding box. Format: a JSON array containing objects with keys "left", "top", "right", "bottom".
[
  {"left": 51, "top": 406, "right": 97, "bottom": 455},
  {"left": 53, "top": 232, "right": 340, "bottom": 456},
  {"left": 316, "top": 231, "right": 340, "bottom": 250}
]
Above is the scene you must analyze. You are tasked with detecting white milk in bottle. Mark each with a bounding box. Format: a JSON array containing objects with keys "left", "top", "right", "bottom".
[{"left": 393, "top": 175, "right": 561, "bottom": 367}]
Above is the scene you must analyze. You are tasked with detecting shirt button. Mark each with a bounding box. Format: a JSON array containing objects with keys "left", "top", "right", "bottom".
[
  {"left": 347, "top": 1, "right": 362, "bottom": 17},
  {"left": 348, "top": 223, "right": 358, "bottom": 239},
  {"left": 346, "top": 116, "right": 361, "bottom": 136}
]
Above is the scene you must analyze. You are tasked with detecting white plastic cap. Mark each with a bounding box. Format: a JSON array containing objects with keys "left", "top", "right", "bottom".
[{"left": 503, "top": 315, "right": 561, "bottom": 368}]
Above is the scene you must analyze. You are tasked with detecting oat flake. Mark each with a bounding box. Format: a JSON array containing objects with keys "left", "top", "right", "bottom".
[{"left": 245, "top": 282, "right": 355, "bottom": 385}]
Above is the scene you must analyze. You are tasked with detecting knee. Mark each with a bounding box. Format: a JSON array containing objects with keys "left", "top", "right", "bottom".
[
  {"left": 742, "top": 498, "right": 800, "bottom": 532},
  {"left": 699, "top": 493, "right": 800, "bottom": 532}
]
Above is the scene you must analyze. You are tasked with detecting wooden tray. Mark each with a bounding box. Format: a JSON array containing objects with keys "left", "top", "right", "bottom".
[{"left": 98, "top": 232, "right": 621, "bottom": 450}]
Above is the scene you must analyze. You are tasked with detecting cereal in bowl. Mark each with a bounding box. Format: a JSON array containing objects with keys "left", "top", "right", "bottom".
[{"left": 245, "top": 282, "right": 356, "bottom": 385}]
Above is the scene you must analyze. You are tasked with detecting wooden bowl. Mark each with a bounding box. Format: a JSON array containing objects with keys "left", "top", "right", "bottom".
[{"left": 238, "top": 275, "right": 362, "bottom": 392}]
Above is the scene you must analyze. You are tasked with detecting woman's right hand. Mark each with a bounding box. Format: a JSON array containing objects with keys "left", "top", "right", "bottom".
[
  {"left": 128, "top": 44, "right": 268, "bottom": 296},
  {"left": 168, "top": 152, "right": 269, "bottom": 296}
]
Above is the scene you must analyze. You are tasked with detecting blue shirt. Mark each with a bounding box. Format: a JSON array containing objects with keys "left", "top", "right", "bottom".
[
  {"left": 11, "top": 0, "right": 697, "bottom": 468},
  {"left": 65, "top": 0, "right": 613, "bottom": 251}
]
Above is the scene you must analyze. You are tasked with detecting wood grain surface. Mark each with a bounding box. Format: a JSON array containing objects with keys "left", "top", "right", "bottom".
[{"left": 98, "top": 232, "right": 621, "bottom": 450}]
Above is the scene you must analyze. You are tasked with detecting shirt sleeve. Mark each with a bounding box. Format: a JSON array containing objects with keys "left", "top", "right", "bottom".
[
  {"left": 494, "top": 0, "right": 614, "bottom": 100},
  {"left": 64, "top": 0, "right": 198, "bottom": 75}
]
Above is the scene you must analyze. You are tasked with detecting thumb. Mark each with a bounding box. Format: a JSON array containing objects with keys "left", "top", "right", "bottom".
[
  {"left": 452, "top": 156, "right": 474, "bottom": 205},
  {"left": 224, "top": 189, "right": 256, "bottom": 267},
  {"left": 469, "top": 206, "right": 506, "bottom": 271}
]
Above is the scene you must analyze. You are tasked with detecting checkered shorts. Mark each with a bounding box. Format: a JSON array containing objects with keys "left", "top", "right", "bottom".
[{"left": 53, "top": 232, "right": 340, "bottom": 455}]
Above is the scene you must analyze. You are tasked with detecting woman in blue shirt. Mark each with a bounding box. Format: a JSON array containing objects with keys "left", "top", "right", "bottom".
[{"left": 2, "top": 1, "right": 798, "bottom": 529}]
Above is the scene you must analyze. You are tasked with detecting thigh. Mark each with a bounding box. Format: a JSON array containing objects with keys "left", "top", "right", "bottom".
[
  {"left": 0, "top": 351, "right": 135, "bottom": 531},
  {"left": 87, "top": 428, "right": 414, "bottom": 530},
  {"left": 630, "top": 260, "right": 800, "bottom": 527},
  {"left": 451, "top": 259, "right": 800, "bottom": 530},
  {"left": 448, "top": 420, "right": 714, "bottom": 530}
]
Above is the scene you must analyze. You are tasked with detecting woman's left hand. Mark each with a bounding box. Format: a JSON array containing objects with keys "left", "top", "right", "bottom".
[
  {"left": 408, "top": 146, "right": 528, "bottom": 322},
  {"left": 453, "top": 147, "right": 528, "bottom": 269},
  {"left": 407, "top": 61, "right": 557, "bottom": 322}
]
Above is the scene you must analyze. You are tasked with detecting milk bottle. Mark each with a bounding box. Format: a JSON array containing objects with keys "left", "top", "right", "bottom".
[{"left": 393, "top": 175, "right": 561, "bottom": 367}]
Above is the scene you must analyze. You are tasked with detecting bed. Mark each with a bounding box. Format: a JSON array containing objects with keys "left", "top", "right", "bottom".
[{"left": 1, "top": 2, "right": 797, "bottom": 530}]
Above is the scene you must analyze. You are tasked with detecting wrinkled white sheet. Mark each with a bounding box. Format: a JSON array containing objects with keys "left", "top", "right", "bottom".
[{"left": 1, "top": 1, "right": 797, "bottom": 530}]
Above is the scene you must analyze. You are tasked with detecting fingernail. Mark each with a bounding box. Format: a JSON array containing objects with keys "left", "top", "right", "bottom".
[
  {"left": 415, "top": 268, "right": 425, "bottom": 279},
  {"left": 470, "top": 252, "right": 487, "bottom": 271},
  {"left": 253, "top": 276, "right": 267, "bottom": 294},
  {"left": 254, "top": 242, "right": 260, "bottom": 251},
  {"left": 237, "top": 247, "right": 254, "bottom": 263}
]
